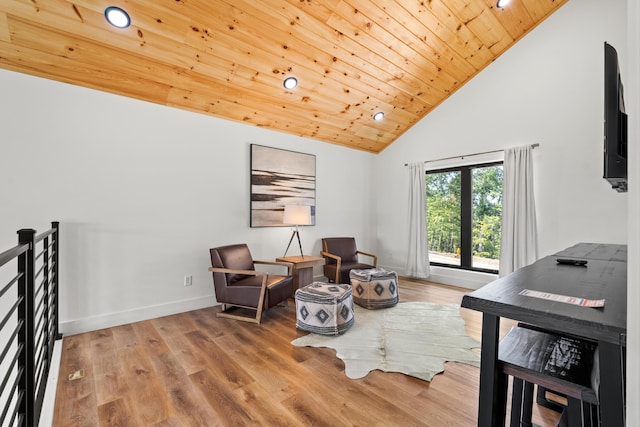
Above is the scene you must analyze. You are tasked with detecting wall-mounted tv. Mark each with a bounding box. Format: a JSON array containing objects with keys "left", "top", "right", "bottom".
[{"left": 603, "top": 42, "right": 628, "bottom": 192}]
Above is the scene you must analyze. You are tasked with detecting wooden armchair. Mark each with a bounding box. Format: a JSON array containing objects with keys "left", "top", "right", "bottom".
[
  {"left": 209, "top": 244, "right": 293, "bottom": 324},
  {"left": 320, "top": 237, "right": 377, "bottom": 284}
]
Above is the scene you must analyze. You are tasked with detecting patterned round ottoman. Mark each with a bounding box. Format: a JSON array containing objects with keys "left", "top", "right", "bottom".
[
  {"left": 295, "top": 282, "right": 355, "bottom": 336},
  {"left": 349, "top": 268, "right": 399, "bottom": 309}
]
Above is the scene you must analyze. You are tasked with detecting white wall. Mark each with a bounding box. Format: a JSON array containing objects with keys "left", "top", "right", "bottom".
[
  {"left": 374, "top": 0, "right": 629, "bottom": 289},
  {"left": 1, "top": 0, "right": 638, "bottom": 421},
  {"left": 0, "top": 71, "right": 375, "bottom": 334},
  {"left": 626, "top": 0, "right": 639, "bottom": 423},
  {"left": 0, "top": 0, "right": 631, "bottom": 333}
]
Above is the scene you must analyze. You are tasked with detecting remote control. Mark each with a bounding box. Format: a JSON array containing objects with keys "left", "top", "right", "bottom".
[{"left": 556, "top": 258, "right": 588, "bottom": 266}]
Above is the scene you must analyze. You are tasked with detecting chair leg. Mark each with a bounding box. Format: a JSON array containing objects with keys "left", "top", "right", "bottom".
[
  {"left": 216, "top": 306, "right": 260, "bottom": 323},
  {"left": 588, "top": 403, "right": 599, "bottom": 427},
  {"left": 521, "top": 381, "right": 534, "bottom": 426},
  {"left": 253, "top": 277, "right": 270, "bottom": 324},
  {"left": 511, "top": 378, "right": 525, "bottom": 427},
  {"left": 215, "top": 278, "right": 270, "bottom": 324},
  {"left": 562, "top": 396, "right": 591, "bottom": 427},
  {"left": 510, "top": 378, "right": 534, "bottom": 427}
]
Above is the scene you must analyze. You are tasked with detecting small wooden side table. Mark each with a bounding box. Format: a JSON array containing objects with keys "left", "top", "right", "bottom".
[{"left": 276, "top": 255, "right": 325, "bottom": 292}]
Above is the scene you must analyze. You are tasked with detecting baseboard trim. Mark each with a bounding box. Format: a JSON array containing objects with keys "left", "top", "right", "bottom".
[
  {"left": 313, "top": 274, "right": 328, "bottom": 283},
  {"left": 379, "top": 264, "right": 496, "bottom": 290},
  {"left": 62, "top": 270, "right": 450, "bottom": 337},
  {"left": 427, "top": 267, "right": 496, "bottom": 290},
  {"left": 60, "top": 295, "right": 217, "bottom": 336}
]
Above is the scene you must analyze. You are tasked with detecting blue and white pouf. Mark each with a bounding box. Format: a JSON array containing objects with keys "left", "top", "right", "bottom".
[
  {"left": 350, "top": 268, "right": 399, "bottom": 309},
  {"left": 295, "top": 282, "right": 355, "bottom": 336}
]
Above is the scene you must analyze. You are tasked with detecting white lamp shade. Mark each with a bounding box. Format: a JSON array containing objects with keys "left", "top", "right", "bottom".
[{"left": 283, "top": 205, "right": 312, "bottom": 225}]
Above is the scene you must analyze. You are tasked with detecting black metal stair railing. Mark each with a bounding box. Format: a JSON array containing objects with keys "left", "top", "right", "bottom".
[{"left": 0, "top": 221, "right": 61, "bottom": 427}]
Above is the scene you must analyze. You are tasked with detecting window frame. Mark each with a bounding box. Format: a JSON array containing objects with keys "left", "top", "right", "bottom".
[{"left": 426, "top": 161, "right": 503, "bottom": 275}]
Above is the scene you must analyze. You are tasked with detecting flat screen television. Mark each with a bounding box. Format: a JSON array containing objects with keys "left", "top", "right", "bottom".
[{"left": 603, "top": 42, "right": 628, "bottom": 192}]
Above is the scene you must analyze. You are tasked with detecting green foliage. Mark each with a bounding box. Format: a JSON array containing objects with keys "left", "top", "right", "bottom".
[
  {"left": 471, "top": 167, "right": 502, "bottom": 259},
  {"left": 426, "top": 166, "right": 503, "bottom": 260},
  {"left": 426, "top": 171, "right": 460, "bottom": 254}
]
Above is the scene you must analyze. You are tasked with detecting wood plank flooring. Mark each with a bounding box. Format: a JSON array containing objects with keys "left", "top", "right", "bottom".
[{"left": 53, "top": 278, "right": 561, "bottom": 426}]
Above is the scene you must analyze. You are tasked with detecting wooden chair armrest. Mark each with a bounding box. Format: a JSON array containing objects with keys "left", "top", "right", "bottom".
[
  {"left": 254, "top": 260, "right": 294, "bottom": 275},
  {"left": 320, "top": 251, "right": 342, "bottom": 283},
  {"left": 208, "top": 267, "right": 265, "bottom": 276},
  {"left": 356, "top": 250, "right": 378, "bottom": 267},
  {"left": 320, "top": 251, "right": 341, "bottom": 262}
]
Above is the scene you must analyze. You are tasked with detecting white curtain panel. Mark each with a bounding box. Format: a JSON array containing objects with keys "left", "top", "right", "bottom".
[
  {"left": 406, "top": 162, "right": 430, "bottom": 278},
  {"left": 499, "top": 145, "right": 538, "bottom": 277}
]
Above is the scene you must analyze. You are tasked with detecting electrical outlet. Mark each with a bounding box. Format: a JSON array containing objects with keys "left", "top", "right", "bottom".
[{"left": 184, "top": 275, "right": 192, "bottom": 287}]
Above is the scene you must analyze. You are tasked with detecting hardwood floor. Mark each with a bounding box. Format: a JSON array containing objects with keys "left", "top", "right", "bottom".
[{"left": 53, "top": 278, "right": 561, "bottom": 426}]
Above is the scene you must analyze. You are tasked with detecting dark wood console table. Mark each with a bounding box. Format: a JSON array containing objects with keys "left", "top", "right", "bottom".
[{"left": 461, "top": 243, "right": 627, "bottom": 426}]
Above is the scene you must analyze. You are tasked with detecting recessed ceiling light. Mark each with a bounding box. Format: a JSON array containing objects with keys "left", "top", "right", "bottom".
[
  {"left": 373, "top": 112, "right": 384, "bottom": 121},
  {"left": 105, "top": 6, "right": 131, "bottom": 28},
  {"left": 283, "top": 77, "right": 298, "bottom": 90},
  {"left": 496, "top": 0, "right": 511, "bottom": 8}
]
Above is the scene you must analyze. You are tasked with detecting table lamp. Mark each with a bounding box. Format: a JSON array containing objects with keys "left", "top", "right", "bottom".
[{"left": 283, "top": 205, "right": 312, "bottom": 258}]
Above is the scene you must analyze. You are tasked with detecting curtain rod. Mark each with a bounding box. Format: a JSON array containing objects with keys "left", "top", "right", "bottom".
[{"left": 404, "top": 143, "right": 539, "bottom": 166}]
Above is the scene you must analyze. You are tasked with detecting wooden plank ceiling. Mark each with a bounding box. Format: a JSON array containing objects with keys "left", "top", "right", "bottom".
[{"left": 0, "top": 0, "right": 567, "bottom": 153}]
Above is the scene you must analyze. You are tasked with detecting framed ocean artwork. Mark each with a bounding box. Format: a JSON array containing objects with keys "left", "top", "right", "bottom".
[{"left": 250, "top": 144, "right": 316, "bottom": 227}]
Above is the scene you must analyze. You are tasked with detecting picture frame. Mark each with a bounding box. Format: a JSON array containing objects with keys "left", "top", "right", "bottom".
[{"left": 250, "top": 144, "right": 316, "bottom": 227}]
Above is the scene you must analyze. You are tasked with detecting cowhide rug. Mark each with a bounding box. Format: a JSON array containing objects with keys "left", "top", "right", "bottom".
[{"left": 291, "top": 301, "right": 480, "bottom": 381}]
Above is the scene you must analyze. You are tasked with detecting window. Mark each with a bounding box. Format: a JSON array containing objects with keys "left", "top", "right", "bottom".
[{"left": 426, "top": 162, "right": 503, "bottom": 273}]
